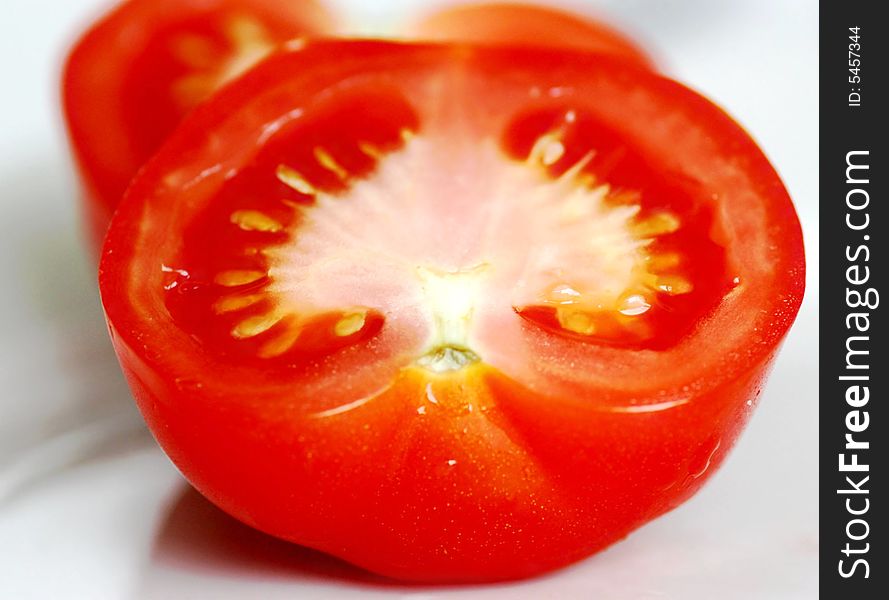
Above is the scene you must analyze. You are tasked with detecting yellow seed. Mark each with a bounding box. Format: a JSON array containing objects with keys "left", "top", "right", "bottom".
[
  {"left": 657, "top": 275, "right": 694, "bottom": 295},
  {"left": 215, "top": 270, "right": 266, "bottom": 287},
  {"left": 171, "top": 73, "right": 214, "bottom": 106},
  {"left": 334, "top": 310, "right": 367, "bottom": 337},
  {"left": 313, "top": 147, "right": 350, "bottom": 181},
  {"left": 213, "top": 294, "right": 264, "bottom": 314},
  {"left": 258, "top": 327, "right": 301, "bottom": 358},
  {"left": 575, "top": 173, "right": 597, "bottom": 189},
  {"left": 529, "top": 132, "right": 565, "bottom": 166},
  {"left": 170, "top": 34, "right": 216, "bottom": 68},
  {"left": 276, "top": 164, "right": 316, "bottom": 195},
  {"left": 280, "top": 198, "right": 306, "bottom": 211},
  {"left": 231, "top": 313, "right": 281, "bottom": 339},
  {"left": 400, "top": 128, "right": 415, "bottom": 143},
  {"left": 557, "top": 307, "right": 597, "bottom": 336},
  {"left": 646, "top": 252, "right": 682, "bottom": 270},
  {"left": 230, "top": 210, "right": 283, "bottom": 232},
  {"left": 225, "top": 15, "right": 268, "bottom": 47},
  {"left": 609, "top": 189, "right": 641, "bottom": 205},
  {"left": 634, "top": 212, "right": 681, "bottom": 238},
  {"left": 358, "top": 141, "right": 383, "bottom": 160},
  {"left": 622, "top": 317, "right": 653, "bottom": 340},
  {"left": 217, "top": 17, "right": 273, "bottom": 86}
]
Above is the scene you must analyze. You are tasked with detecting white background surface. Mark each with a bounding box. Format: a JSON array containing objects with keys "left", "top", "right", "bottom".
[{"left": 0, "top": 0, "right": 818, "bottom": 598}]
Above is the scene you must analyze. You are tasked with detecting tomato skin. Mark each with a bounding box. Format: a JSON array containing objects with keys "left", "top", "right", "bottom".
[
  {"left": 62, "top": 0, "right": 332, "bottom": 251},
  {"left": 412, "top": 2, "right": 653, "bottom": 67},
  {"left": 100, "top": 41, "right": 804, "bottom": 582},
  {"left": 114, "top": 349, "right": 769, "bottom": 582}
]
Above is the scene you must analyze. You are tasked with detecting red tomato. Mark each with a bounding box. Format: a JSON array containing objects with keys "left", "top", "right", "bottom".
[
  {"left": 64, "top": 1, "right": 652, "bottom": 254},
  {"left": 62, "top": 0, "right": 333, "bottom": 250},
  {"left": 99, "top": 41, "right": 804, "bottom": 582},
  {"left": 412, "top": 2, "right": 652, "bottom": 66}
]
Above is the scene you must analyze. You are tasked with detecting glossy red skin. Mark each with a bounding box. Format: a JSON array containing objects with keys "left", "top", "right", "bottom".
[
  {"left": 100, "top": 41, "right": 805, "bottom": 582},
  {"left": 62, "top": 0, "right": 332, "bottom": 251},
  {"left": 412, "top": 2, "right": 653, "bottom": 66}
]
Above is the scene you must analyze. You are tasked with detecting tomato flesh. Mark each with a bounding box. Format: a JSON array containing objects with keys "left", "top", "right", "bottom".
[
  {"left": 100, "top": 41, "right": 804, "bottom": 582},
  {"left": 165, "top": 93, "right": 732, "bottom": 363},
  {"left": 63, "top": 0, "right": 332, "bottom": 249}
]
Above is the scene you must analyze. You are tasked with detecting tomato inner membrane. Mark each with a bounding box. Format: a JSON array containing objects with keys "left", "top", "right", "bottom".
[{"left": 164, "top": 91, "right": 733, "bottom": 368}]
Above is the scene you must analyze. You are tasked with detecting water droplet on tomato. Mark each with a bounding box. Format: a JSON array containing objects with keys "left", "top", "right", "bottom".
[
  {"left": 619, "top": 294, "right": 651, "bottom": 316},
  {"left": 688, "top": 438, "right": 721, "bottom": 480}
]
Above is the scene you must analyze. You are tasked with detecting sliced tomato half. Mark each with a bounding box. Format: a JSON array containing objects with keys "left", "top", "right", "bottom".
[
  {"left": 412, "top": 2, "right": 653, "bottom": 65},
  {"left": 100, "top": 41, "right": 804, "bottom": 583},
  {"left": 63, "top": 0, "right": 333, "bottom": 249}
]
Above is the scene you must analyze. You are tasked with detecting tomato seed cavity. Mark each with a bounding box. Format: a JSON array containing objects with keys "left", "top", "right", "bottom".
[{"left": 164, "top": 94, "right": 733, "bottom": 368}]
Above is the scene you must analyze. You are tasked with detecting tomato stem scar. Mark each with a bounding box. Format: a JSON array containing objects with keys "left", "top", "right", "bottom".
[{"left": 416, "top": 264, "right": 488, "bottom": 372}]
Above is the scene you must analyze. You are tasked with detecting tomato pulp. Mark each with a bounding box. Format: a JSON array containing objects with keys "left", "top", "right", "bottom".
[
  {"left": 100, "top": 41, "right": 804, "bottom": 582},
  {"left": 63, "top": 0, "right": 333, "bottom": 249}
]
